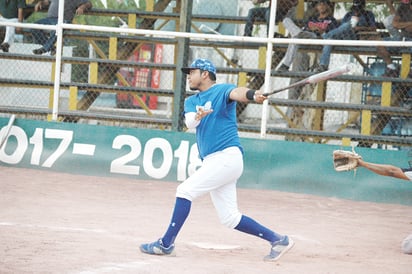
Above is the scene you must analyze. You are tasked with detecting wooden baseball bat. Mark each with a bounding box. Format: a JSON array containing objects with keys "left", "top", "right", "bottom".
[{"left": 262, "top": 64, "right": 351, "bottom": 97}]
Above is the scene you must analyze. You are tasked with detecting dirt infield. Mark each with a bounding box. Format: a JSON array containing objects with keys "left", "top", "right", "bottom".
[{"left": 1, "top": 166, "right": 411, "bottom": 274}]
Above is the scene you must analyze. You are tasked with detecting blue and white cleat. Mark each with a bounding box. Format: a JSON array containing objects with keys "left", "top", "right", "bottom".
[
  {"left": 140, "top": 238, "right": 175, "bottom": 256},
  {"left": 264, "top": 235, "right": 294, "bottom": 261}
]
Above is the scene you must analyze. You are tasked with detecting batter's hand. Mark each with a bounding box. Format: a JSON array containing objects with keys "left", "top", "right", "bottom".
[
  {"left": 254, "top": 90, "right": 267, "bottom": 104},
  {"left": 195, "top": 107, "right": 213, "bottom": 121}
]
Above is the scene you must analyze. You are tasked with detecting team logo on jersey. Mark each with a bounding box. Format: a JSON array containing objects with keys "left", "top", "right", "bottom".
[{"left": 196, "top": 101, "right": 212, "bottom": 112}]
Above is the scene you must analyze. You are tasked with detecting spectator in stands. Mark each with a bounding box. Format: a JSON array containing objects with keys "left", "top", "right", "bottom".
[
  {"left": 277, "top": 0, "right": 339, "bottom": 72},
  {"left": 243, "top": 0, "right": 298, "bottom": 37},
  {"left": 377, "top": 0, "right": 412, "bottom": 77},
  {"left": 155, "top": 0, "right": 238, "bottom": 36},
  {"left": 383, "top": 0, "right": 402, "bottom": 39},
  {"left": 0, "top": 0, "right": 26, "bottom": 52},
  {"left": 31, "top": 0, "right": 92, "bottom": 55},
  {"left": 314, "top": 0, "right": 376, "bottom": 72}
]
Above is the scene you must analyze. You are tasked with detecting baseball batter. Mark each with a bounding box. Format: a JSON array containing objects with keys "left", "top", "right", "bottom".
[{"left": 140, "top": 58, "right": 294, "bottom": 261}]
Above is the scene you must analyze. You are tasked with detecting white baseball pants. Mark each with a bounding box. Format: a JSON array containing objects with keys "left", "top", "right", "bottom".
[{"left": 176, "top": 146, "right": 243, "bottom": 229}]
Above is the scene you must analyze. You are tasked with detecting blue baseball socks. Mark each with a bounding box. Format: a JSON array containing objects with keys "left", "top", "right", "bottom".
[{"left": 161, "top": 197, "right": 191, "bottom": 248}]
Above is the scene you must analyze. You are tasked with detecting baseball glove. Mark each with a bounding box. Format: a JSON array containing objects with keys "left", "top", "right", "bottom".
[{"left": 333, "top": 149, "right": 362, "bottom": 172}]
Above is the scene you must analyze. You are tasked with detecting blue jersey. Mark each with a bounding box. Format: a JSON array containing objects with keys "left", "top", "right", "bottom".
[{"left": 184, "top": 83, "right": 243, "bottom": 160}]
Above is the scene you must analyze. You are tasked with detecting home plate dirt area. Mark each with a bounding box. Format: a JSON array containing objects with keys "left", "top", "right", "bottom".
[{"left": 0, "top": 166, "right": 411, "bottom": 274}]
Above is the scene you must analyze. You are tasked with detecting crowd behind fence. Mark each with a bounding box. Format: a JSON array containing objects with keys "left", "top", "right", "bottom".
[{"left": 0, "top": 0, "right": 411, "bottom": 150}]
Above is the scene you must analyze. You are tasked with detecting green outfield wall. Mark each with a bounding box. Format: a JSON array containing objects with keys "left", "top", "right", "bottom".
[{"left": 1, "top": 118, "right": 411, "bottom": 205}]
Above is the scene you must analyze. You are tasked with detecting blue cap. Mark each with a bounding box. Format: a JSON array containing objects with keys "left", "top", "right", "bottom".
[{"left": 181, "top": 58, "right": 217, "bottom": 76}]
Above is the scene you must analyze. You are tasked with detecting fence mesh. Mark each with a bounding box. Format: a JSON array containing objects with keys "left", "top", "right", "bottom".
[{"left": 0, "top": 0, "right": 411, "bottom": 149}]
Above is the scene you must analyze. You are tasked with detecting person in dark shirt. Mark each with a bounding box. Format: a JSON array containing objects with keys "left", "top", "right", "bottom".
[
  {"left": 0, "top": 0, "right": 26, "bottom": 52},
  {"left": 31, "top": 0, "right": 92, "bottom": 55},
  {"left": 314, "top": 0, "right": 376, "bottom": 72},
  {"left": 377, "top": 0, "right": 412, "bottom": 76},
  {"left": 277, "top": 0, "right": 339, "bottom": 71},
  {"left": 243, "top": 0, "right": 298, "bottom": 37}
]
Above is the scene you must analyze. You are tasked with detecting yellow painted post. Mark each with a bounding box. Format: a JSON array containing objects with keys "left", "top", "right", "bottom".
[
  {"left": 146, "top": 0, "right": 154, "bottom": 11},
  {"left": 278, "top": 23, "right": 285, "bottom": 35},
  {"left": 258, "top": 47, "right": 266, "bottom": 70},
  {"left": 381, "top": 82, "right": 392, "bottom": 107},
  {"left": 401, "top": 53, "right": 411, "bottom": 78},
  {"left": 361, "top": 110, "right": 372, "bottom": 135},
  {"left": 296, "top": 0, "right": 304, "bottom": 19},
  {"left": 109, "top": 37, "right": 118, "bottom": 60},
  {"left": 313, "top": 81, "right": 326, "bottom": 131},
  {"left": 90, "top": 62, "right": 98, "bottom": 84},
  {"left": 341, "top": 137, "right": 351, "bottom": 147},
  {"left": 238, "top": 72, "right": 247, "bottom": 87},
  {"left": 69, "top": 86, "right": 78, "bottom": 110},
  {"left": 47, "top": 63, "right": 56, "bottom": 121},
  {"left": 128, "top": 13, "right": 137, "bottom": 29}
]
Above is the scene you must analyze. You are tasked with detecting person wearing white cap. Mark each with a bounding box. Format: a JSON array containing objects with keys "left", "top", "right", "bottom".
[{"left": 140, "top": 58, "right": 294, "bottom": 262}]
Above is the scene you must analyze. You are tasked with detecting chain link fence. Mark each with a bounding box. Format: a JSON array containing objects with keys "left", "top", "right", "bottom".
[{"left": 0, "top": 0, "right": 411, "bottom": 149}]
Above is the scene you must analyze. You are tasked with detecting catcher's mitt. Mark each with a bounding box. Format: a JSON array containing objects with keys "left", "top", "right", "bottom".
[{"left": 333, "top": 149, "right": 362, "bottom": 172}]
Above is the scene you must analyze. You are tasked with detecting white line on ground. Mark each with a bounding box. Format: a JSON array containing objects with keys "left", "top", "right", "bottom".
[
  {"left": 0, "top": 222, "right": 107, "bottom": 233},
  {"left": 77, "top": 261, "right": 152, "bottom": 274},
  {"left": 289, "top": 234, "right": 322, "bottom": 245},
  {"left": 189, "top": 241, "right": 242, "bottom": 250}
]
